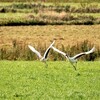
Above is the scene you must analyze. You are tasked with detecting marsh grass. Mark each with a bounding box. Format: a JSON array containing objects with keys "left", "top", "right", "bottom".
[
  {"left": 0, "top": 39, "right": 98, "bottom": 60},
  {"left": 0, "top": 25, "right": 100, "bottom": 60}
]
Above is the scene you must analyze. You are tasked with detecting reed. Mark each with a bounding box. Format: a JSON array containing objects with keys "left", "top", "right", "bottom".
[{"left": 0, "top": 39, "right": 98, "bottom": 61}]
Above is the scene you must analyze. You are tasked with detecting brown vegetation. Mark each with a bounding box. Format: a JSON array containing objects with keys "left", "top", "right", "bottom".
[{"left": 0, "top": 25, "right": 100, "bottom": 60}]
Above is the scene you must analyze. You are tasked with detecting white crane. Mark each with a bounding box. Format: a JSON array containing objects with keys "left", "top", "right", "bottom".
[
  {"left": 28, "top": 41, "right": 55, "bottom": 66},
  {"left": 51, "top": 46, "right": 95, "bottom": 70}
]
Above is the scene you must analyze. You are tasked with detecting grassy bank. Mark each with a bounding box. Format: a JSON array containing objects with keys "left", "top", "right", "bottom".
[{"left": 0, "top": 61, "right": 100, "bottom": 100}]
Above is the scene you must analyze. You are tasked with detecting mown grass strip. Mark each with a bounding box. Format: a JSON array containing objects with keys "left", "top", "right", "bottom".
[{"left": 0, "top": 2, "right": 100, "bottom": 25}]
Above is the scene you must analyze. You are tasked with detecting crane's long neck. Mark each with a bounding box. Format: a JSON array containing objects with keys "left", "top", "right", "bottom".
[
  {"left": 66, "top": 54, "right": 76, "bottom": 63},
  {"left": 65, "top": 54, "right": 70, "bottom": 60},
  {"left": 66, "top": 54, "right": 70, "bottom": 58},
  {"left": 40, "top": 57, "right": 44, "bottom": 61}
]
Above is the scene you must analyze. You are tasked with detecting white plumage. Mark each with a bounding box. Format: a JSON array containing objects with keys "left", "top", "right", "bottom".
[
  {"left": 51, "top": 46, "right": 95, "bottom": 70},
  {"left": 72, "top": 46, "right": 95, "bottom": 59},
  {"left": 28, "top": 45, "right": 42, "bottom": 59},
  {"left": 28, "top": 41, "right": 55, "bottom": 66}
]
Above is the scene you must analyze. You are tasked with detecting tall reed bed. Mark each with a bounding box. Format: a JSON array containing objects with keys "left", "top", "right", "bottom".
[{"left": 0, "top": 39, "right": 99, "bottom": 61}]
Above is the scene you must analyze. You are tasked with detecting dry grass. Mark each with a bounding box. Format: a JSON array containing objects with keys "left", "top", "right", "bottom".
[
  {"left": 0, "top": 25, "right": 100, "bottom": 60},
  {"left": 0, "top": 25, "right": 100, "bottom": 47}
]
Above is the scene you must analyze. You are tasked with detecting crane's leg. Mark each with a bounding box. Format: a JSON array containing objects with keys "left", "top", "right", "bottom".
[
  {"left": 75, "top": 62, "right": 80, "bottom": 76},
  {"left": 71, "top": 63, "right": 77, "bottom": 71},
  {"left": 70, "top": 62, "right": 80, "bottom": 75},
  {"left": 44, "top": 61, "right": 48, "bottom": 68},
  {"left": 75, "top": 62, "right": 77, "bottom": 69}
]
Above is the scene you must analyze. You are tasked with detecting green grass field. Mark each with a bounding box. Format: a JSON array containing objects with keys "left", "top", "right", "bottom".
[{"left": 0, "top": 61, "right": 100, "bottom": 100}]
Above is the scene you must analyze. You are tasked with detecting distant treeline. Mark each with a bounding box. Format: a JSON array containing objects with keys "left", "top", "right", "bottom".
[{"left": 0, "top": 0, "right": 100, "bottom": 3}]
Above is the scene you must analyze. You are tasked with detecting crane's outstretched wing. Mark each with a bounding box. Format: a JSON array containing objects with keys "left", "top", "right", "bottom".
[
  {"left": 51, "top": 46, "right": 66, "bottom": 57},
  {"left": 43, "top": 41, "right": 55, "bottom": 59},
  {"left": 85, "top": 46, "right": 95, "bottom": 54},
  {"left": 72, "top": 46, "right": 95, "bottom": 59},
  {"left": 28, "top": 45, "right": 42, "bottom": 59}
]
